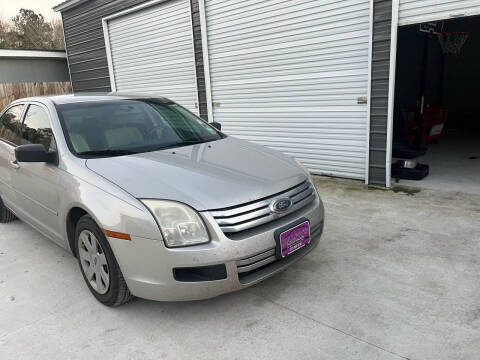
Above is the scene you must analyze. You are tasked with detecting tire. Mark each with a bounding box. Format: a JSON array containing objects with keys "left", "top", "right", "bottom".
[
  {"left": 75, "top": 215, "right": 133, "bottom": 307},
  {"left": 0, "top": 196, "right": 17, "bottom": 223}
]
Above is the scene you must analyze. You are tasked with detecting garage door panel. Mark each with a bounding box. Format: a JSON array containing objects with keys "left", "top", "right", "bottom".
[
  {"left": 216, "top": 93, "right": 367, "bottom": 103},
  {"left": 209, "top": 52, "right": 369, "bottom": 74},
  {"left": 112, "top": 71, "right": 196, "bottom": 86},
  {"left": 209, "top": 28, "right": 370, "bottom": 58},
  {"left": 399, "top": 0, "right": 480, "bottom": 25},
  {"left": 209, "top": 47, "right": 369, "bottom": 73},
  {"left": 109, "top": 27, "right": 191, "bottom": 48},
  {"left": 210, "top": 71, "right": 368, "bottom": 89},
  {"left": 106, "top": 0, "right": 198, "bottom": 113},
  {"left": 108, "top": 49, "right": 194, "bottom": 69},
  {"left": 228, "top": 130, "right": 368, "bottom": 140},
  {"left": 108, "top": 2, "right": 188, "bottom": 31},
  {"left": 110, "top": 58, "right": 193, "bottom": 77},
  {"left": 210, "top": 64, "right": 369, "bottom": 83},
  {"left": 209, "top": 15, "right": 368, "bottom": 47},
  {"left": 110, "top": 36, "right": 193, "bottom": 60},
  {"left": 207, "top": 0, "right": 367, "bottom": 27},
  {"left": 109, "top": 26, "right": 192, "bottom": 49},
  {"left": 226, "top": 121, "right": 367, "bottom": 129},
  {"left": 109, "top": 15, "right": 192, "bottom": 41},
  {"left": 209, "top": 34, "right": 369, "bottom": 63},
  {"left": 205, "top": 0, "right": 370, "bottom": 179},
  {"left": 208, "top": 4, "right": 369, "bottom": 36},
  {"left": 111, "top": 47, "right": 193, "bottom": 65}
]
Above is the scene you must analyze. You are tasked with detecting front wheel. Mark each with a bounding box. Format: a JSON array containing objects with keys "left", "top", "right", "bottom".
[{"left": 75, "top": 215, "right": 133, "bottom": 306}]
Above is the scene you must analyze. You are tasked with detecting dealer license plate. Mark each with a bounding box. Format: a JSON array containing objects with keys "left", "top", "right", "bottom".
[{"left": 277, "top": 220, "right": 311, "bottom": 258}]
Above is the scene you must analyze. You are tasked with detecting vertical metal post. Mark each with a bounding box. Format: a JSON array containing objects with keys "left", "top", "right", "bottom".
[
  {"left": 102, "top": 18, "right": 116, "bottom": 92},
  {"left": 365, "top": 0, "right": 374, "bottom": 184},
  {"left": 198, "top": 0, "right": 214, "bottom": 122},
  {"left": 385, "top": 0, "right": 400, "bottom": 188},
  {"left": 60, "top": 14, "right": 74, "bottom": 93},
  {"left": 188, "top": 0, "right": 200, "bottom": 116}
]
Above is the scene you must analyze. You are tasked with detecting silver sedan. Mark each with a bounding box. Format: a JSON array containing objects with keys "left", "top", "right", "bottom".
[{"left": 0, "top": 94, "right": 324, "bottom": 306}]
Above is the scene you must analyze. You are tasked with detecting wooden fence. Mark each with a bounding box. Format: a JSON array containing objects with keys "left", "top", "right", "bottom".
[{"left": 0, "top": 82, "right": 72, "bottom": 111}]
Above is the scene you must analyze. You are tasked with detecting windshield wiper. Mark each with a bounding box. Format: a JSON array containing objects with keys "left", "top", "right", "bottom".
[
  {"left": 178, "top": 139, "right": 210, "bottom": 146},
  {"left": 147, "top": 139, "right": 217, "bottom": 152},
  {"left": 77, "top": 149, "right": 139, "bottom": 157}
]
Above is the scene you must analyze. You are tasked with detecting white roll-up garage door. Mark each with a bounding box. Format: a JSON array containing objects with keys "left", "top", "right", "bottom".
[
  {"left": 104, "top": 0, "right": 199, "bottom": 114},
  {"left": 399, "top": 0, "right": 480, "bottom": 26},
  {"left": 204, "top": 0, "right": 371, "bottom": 179}
]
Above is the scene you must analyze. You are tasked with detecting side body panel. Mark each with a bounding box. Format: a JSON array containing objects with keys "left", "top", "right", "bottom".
[{"left": 0, "top": 140, "right": 17, "bottom": 208}]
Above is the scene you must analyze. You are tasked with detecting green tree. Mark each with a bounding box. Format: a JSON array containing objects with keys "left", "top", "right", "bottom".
[
  {"left": 12, "top": 9, "right": 54, "bottom": 49},
  {"left": 0, "top": 9, "right": 64, "bottom": 50},
  {"left": 0, "top": 19, "right": 16, "bottom": 48}
]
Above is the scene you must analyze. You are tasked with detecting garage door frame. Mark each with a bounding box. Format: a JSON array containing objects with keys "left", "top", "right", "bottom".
[
  {"left": 198, "top": 0, "right": 214, "bottom": 122},
  {"left": 385, "top": 0, "right": 480, "bottom": 187},
  {"left": 199, "top": 0, "right": 375, "bottom": 183},
  {"left": 398, "top": 1, "right": 480, "bottom": 26},
  {"left": 385, "top": 0, "right": 400, "bottom": 188},
  {"left": 101, "top": 0, "right": 199, "bottom": 111}
]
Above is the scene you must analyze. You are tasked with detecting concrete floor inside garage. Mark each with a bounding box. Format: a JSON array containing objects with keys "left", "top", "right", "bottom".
[
  {"left": 1, "top": 177, "right": 479, "bottom": 360},
  {"left": 395, "top": 130, "right": 480, "bottom": 195},
  {"left": 392, "top": 16, "right": 480, "bottom": 197}
]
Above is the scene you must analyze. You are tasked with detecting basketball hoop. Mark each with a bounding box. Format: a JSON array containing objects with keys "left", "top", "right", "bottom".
[{"left": 437, "top": 32, "right": 469, "bottom": 55}]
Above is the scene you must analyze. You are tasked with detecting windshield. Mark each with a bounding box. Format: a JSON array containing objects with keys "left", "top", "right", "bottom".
[{"left": 56, "top": 99, "right": 223, "bottom": 157}]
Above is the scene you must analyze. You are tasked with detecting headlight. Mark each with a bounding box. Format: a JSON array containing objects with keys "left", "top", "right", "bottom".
[{"left": 141, "top": 200, "right": 210, "bottom": 248}]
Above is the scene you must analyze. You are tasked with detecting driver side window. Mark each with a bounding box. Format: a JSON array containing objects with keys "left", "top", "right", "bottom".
[
  {"left": 20, "top": 104, "right": 55, "bottom": 150},
  {"left": 0, "top": 105, "right": 25, "bottom": 145}
]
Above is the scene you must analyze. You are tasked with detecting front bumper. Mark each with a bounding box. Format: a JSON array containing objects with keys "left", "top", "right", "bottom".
[{"left": 107, "top": 196, "right": 324, "bottom": 301}]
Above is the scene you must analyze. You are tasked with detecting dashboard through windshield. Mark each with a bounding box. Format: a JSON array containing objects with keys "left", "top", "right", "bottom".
[{"left": 56, "top": 99, "right": 223, "bottom": 158}]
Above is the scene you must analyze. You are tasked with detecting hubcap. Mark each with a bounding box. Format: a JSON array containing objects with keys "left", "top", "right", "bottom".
[{"left": 78, "top": 230, "right": 110, "bottom": 294}]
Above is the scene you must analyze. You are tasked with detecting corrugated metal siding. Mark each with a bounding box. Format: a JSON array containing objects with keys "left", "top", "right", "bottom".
[
  {"left": 106, "top": 0, "right": 199, "bottom": 114},
  {"left": 204, "top": 0, "right": 371, "bottom": 179},
  {"left": 369, "top": 0, "right": 392, "bottom": 185},
  {"left": 61, "top": 0, "right": 209, "bottom": 119},
  {"left": 399, "top": 0, "right": 480, "bottom": 26},
  {"left": 62, "top": 0, "right": 151, "bottom": 92}
]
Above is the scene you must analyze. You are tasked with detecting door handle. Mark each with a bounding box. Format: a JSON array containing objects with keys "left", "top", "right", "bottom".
[{"left": 9, "top": 160, "right": 20, "bottom": 170}]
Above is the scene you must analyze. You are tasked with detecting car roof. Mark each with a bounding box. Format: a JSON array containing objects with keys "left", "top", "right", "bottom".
[{"left": 9, "top": 93, "right": 171, "bottom": 106}]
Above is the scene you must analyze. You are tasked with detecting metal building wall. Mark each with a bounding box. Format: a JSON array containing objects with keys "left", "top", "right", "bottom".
[
  {"left": 368, "top": 0, "right": 392, "bottom": 185},
  {"left": 399, "top": 0, "right": 480, "bottom": 26},
  {"left": 0, "top": 58, "right": 69, "bottom": 83},
  {"left": 61, "top": 0, "right": 209, "bottom": 119}
]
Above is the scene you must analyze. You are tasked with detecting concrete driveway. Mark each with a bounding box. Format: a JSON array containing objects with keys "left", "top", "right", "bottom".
[{"left": 1, "top": 178, "right": 479, "bottom": 360}]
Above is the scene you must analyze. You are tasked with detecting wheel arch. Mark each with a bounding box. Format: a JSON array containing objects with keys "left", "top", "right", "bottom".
[{"left": 66, "top": 206, "right": 92, "bottom": 256}]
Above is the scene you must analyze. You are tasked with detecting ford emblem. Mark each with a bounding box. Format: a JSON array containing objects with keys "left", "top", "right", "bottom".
[{"left": 271, "top": 198, "right": 292, "bottom": 214}]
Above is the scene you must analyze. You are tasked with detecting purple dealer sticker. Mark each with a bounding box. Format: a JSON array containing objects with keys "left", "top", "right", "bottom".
[{"left": 279, "top": 221, "right": 311, "bottom": 258}]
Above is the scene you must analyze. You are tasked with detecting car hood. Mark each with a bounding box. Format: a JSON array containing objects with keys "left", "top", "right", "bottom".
[{"left": 86, "top": 137, "right": 306, "bottom": 211}]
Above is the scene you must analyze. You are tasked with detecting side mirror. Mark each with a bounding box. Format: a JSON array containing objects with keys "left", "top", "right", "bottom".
[
  {"left": 211, "top": 122, "right": 222, "bottom": 131},
  {"left": 15, "top": 144, "right": 55, "bottom": 163}
]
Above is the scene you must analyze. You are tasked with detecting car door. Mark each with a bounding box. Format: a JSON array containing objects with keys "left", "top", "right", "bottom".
[
  {"left": 0, "top": 104, "right": 25, "bottom": 210},
  {"left": 12, "top": 103, "right": 62, "bottom": 244}
]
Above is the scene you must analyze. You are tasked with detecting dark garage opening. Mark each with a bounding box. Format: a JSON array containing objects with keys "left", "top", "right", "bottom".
[{"left": 392, "top": 16, "right": 480, "bottom": 193}]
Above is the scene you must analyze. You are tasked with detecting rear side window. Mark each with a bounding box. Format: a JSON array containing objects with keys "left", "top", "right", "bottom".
[
  {"left": 0, "top": 105, "right": 24, "bottom": 145},
  {"left": 21, "top": 105, "right": 55, "bottom": 149}
]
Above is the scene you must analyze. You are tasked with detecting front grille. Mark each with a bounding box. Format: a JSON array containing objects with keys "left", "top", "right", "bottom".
[
  {"left": 237, "top": 247, "right": 276, "bottom": 274},
  {"left": 237, "top": 220, "right": 324, "bottom": 283},
  {"left": 209, "top": 181, "right": 316, "bottom": 234}
]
